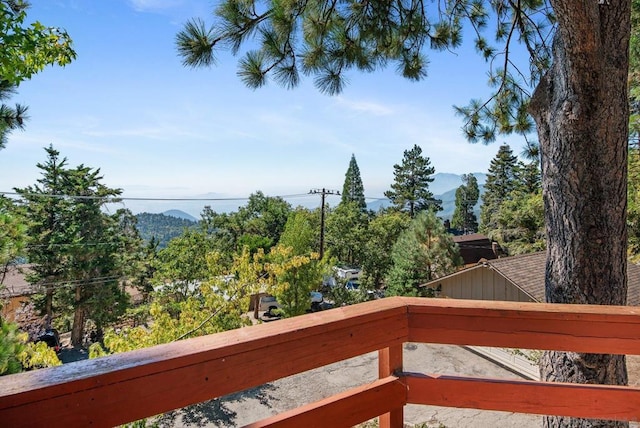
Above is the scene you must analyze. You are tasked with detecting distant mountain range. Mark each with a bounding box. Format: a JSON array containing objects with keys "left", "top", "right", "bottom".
[
  {"left": 162, "top": 209, "right": 197, "bottom": 222},
  {"left": 131, "top": 172, "right": 487, "bottom": 223},
  {"left": 367, "top": 172, "right": 486, "bottom": 220},
  {"left": 133, "top": 173, "right": 487, "bottom": 248}
]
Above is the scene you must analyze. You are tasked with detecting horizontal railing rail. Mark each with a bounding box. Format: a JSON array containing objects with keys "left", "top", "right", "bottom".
[{"left": 1, "top": 297, "right": 640, "bottom": 427}]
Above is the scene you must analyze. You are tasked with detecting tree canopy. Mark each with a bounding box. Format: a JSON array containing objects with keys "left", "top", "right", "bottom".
[
  {"left": 0, "top": 1, "right": 75, "bottom": 149},
  {"left": 340, "top": 154, "right": 366, "bottom": 211},
  {"left": 384, "top": 144, "right": 441, "bottom": 217},
  {"left": 451, "top": 173, "right": 479, "bottom": 233}
]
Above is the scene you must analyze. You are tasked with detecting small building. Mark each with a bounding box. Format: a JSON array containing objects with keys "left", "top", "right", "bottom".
[
  {"left": 424, "top": 251, "right": 640, "bottom": 304},
  {"left": 452, "top": 233, "right": 502, "bottom": 267},
  {"left": 1, "top": 265, "right": 36, "bottom": 321},
  {"left": 422, "top": 252, "right": 640, "bottom": 379}
]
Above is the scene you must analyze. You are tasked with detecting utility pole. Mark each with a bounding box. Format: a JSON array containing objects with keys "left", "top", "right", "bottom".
[{"left": 309, "top": 188, "right": 340, "bottom": 259}]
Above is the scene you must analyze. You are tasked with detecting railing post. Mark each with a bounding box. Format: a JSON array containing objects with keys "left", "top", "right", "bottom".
[{"left": 378, "top": 344, "right": 404, "bottom": 428}]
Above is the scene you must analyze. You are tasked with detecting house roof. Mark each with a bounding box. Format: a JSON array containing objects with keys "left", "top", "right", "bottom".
[
  {"left": 453, "top": 233, "right": 492, "bottom": 243},
  {"left": 484, "top": 252, "right": 640, "bottom": 305},
  {"left": 0, "top": 265, "right": 35, "bottom": 298}
]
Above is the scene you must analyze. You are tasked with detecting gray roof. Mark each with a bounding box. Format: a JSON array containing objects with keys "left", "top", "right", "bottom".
[{"left": 484, "top": 252, "right": 640, "bottom": 305}]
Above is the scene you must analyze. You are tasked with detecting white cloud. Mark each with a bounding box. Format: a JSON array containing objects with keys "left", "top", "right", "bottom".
[
  {"left": 334, "top": 96, "right": 394, "bottom": 116},
  {"left": 128, "top": 0, "right": 184, "bottom": 12}
]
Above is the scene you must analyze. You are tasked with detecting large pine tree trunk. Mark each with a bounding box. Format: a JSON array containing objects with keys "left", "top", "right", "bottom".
[
  {"left": 529, "top": 1, "right": 630, "bottom": 427},
  {"left": 70, "top": 285, "right": 86, "bottom": 347}
]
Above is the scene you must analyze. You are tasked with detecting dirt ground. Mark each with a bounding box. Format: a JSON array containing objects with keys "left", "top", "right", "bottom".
[{"left": 154, "top": 343, "right": 542, "bottom": 428}]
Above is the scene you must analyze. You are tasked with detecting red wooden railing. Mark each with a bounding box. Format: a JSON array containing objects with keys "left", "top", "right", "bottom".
[{"left": 2, "top": 297, "right": 640, "bottom": 427}]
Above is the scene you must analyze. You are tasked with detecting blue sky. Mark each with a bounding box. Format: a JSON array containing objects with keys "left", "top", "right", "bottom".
[{"left": 0, "top": 0, "right": 529, "bottom": 215}]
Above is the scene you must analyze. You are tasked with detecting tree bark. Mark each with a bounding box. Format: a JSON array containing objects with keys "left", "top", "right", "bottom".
[
  {"left": 529, "top": 1, "right": 630, "bottom": 427},
  {"left": 70, "top": 285, "right": 86, "bottom": 347}
]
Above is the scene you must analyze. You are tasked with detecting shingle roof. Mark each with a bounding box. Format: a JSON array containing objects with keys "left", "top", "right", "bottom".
[
  {"left": 485, "top": 252, "right": 640, "bottom": 305},
  {"left": 0, "top": 265, "right": 35, "bottom": 298}
]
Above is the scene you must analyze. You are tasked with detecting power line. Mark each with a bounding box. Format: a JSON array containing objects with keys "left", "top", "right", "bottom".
[{"left": 1, "top": 191, "right": 314, "bottom": 202}]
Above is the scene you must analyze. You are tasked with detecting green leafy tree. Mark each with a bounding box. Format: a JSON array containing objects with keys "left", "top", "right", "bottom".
[
  {"left": 482, "top": 146, "right": 545, "bottom": 255},
  {"left": 360, "top": 211, "right": 410, "bottom": 289},
  {"left": 384, "top": 145, "right": 441, "bottom": 217},
  {"left": 479, "top": 144, "right": 519, "bottom": 233},
  {"left": 451, "top": 174, "right": 479, "bottom": 233},
  {"left": 0, "top": 320, "right": 25, "bottom": 375},
  {"left": 154, "top": 229, "right": 216, "bottom": 302},
  {"left": 179, "top": 2, "right": 633, "bottom": 425},
  {"left": 92, "top": 248, "right": 260, "bottom": 356},
  {"left": 0, "top": 318, "right": 60, "bottom": 376},
  {"left": 199, "top": 206, "right": 237, "bottom": 269},
  {"left": 278, "top": 208, "right": 318, "bottom": 256},
  {"left": 325, "top": 201, "right": 369, "bottom": 266},
  {"left": 266, "top": 245, "right": 324, "bottom": 317},
  {"left": 235, "top": 191, "right": 292, "bottom": 250},
  {"left": 340, "top": 154, "right": 366, "bottom": 211},
  {"left": 17, "top": 147, "right": 133, "bottom": 346},
  {"left": 0, "top": 1, "right": 75, "bottom": 149},
  {"left": 386, "top": 211, "right": 461, "bottom": 297}
]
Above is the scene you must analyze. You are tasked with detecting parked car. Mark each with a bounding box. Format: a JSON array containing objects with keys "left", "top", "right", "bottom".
[
  {"left": 37, "top": 328, "right": 61, "bottom": 352},
  {"left": 258, "top": 295, "right": 280, "bottom": 312},
  {"left": 308, "top": 291, "right": 333, "bottom": 312}
]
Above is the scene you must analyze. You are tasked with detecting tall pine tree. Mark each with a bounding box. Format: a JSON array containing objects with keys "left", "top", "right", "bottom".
[
  {"left": 385, "top": 145, "right": 441, "bottom": 217},
  {"left": 479, "top": 144, "right": 519, "bottom": 233},
  {"left": 15, "top": 145, "right": 70, "bottom": 328},
  {"left": 451, "top": 174, "right": 479, "bottom": 233},
  {"left": 340, "top": 154, "right": 366, "bottom": 211}
]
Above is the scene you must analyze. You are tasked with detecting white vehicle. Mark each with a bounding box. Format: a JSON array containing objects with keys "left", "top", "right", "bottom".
[{"left": 258, "top": 295, "right": 280, "bottom": 312}]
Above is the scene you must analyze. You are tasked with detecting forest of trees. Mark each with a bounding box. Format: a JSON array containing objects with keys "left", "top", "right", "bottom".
[{"left": 134, "top": 212, "right": 197, "bottom": 248}]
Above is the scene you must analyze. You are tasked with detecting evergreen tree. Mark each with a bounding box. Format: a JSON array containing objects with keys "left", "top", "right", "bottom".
[
  {"left": 493, "top": 191, "right": 545, "bottom": 255},
  {"left": 15, "top": 145, "right": 70, "bottom": 327},
  {"left": 0, "top": 81, "right": 27, "bottom": 151},
  {"left": 451, "top": 174, "right": 479, "bottom": 233},
  {"left": 384, "top": 145, "right": 441, "bottom": 217},
  {"left": 57, "top": 164, "right": 127, "bottom": 346},
  {"left": 0, "top": 196, "right": 25, "bottom": 285},
  {"left": 479, "top": 144, "right": 519, "bottom": 233},
  {"left": 17, "top": 147, "right": 131, "bottom": 346},
  {"left": 340, "top": 154, "right": 366, "bottom": 211},
  {"left": 385, "top": 211, "right": 461, "bottom": 296}
]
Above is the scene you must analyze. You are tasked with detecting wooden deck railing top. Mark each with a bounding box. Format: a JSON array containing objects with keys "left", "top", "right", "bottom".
[{"left": 2, "top": 297, "right": 640, "bottom": 427}]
